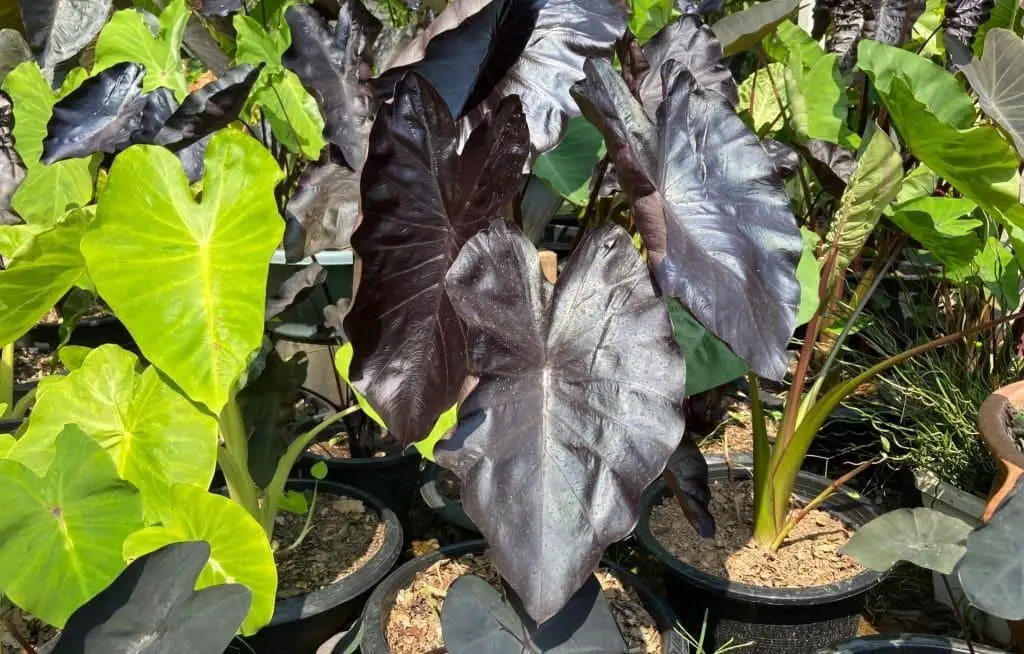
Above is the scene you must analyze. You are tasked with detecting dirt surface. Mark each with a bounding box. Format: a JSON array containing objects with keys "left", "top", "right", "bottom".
[
  {"left": 13, "top": 345, "right": 62, "bottom": 384},
  {"left": 0, "top": 607, "right": 57, "bottom": 654},
  {"left": 699, "top": 398, "right": 778, "bottom": 456},
  {"left": 306, "top": 431, "right": 396, "bottom": 459},
  {"left": 384, "top": 554, "right": 663, "bottom": 654},
  {"left": 649, "top": 479, "right": 863, "bottom": 588},
  {"left": 272, "top": 490, "right": 385, "bottom": 599}
]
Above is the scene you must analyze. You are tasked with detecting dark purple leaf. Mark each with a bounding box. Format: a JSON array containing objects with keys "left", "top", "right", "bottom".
[
  {"left": 176, "top": 134, "right": 211, "bottom": 185},
  {"left": 153, "top": 65, "right": 263, "bottom": 150},
  {"left": 194, "top": 0, "right": 244, "bottom": 17},
  {"left": 375, "top": 0, "right": 542, "bottom": 119},
  {"left": 799, "top": 139, "right": 857, "bottom": 197},
  {"left": 664, "top": 437, "right": 715, "bottom": 538},
  {"left": 344, "top": 73, "right": 529, "bottom": 447},
  {"left": 265, "top": 263, "right": 327, "bottom": 321},
  {"left": 42, "top": 62, "right": 148, "bottom": 164},
  {"left": 864, "top": 0, "right": 925, "bottom": 47},
  {"left": 136, "top": 87, "right": 178, "bottom": 144},
  {"left": 762, "top": 138, "right": 799, "bottom": 177},
  {"left": 638, "top": 14, "right": 739, "bottom": 113},
  {"left": 20, "top": 0, "right": 112, "bottom": 71},
  {"left": 435, "top": 220, "right": 687, "bottom": 622},
  {"left": 944, "top": 0, "right": 995, "bottom": 48},
  {"left": 52, "top": 542, "right": 250, "bottom": 654},
  {"left": 814, "top": 0, "right": 865, "bottom": 67},
  {"left": 282, "top": 3, "right": 381, "bottom": 171},
  {"left": 283, "top": 147, "right": 360, "bottom": 261},
  {"left": 572, "top": 59, "right": 802, "bottom": 380},
  {"left": 0, "top": 90, "right": 25, "bottom": 225},
  {"left": 679, "top": 0, "right": 726, "bottom": 14},
  {"left": 957, "top": 480, "right": 1024, "bottom": 620}
]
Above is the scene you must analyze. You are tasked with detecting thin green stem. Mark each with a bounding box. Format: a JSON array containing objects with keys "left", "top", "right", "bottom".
[
  {"left": 283, "top": 480, "right": 319, "bottom": 553},
  {"left": 9, "top": 386, "right": 36, "bottom": 420},
  {"left": 0, "top": 343, "right": 13, "bottom": 418}
]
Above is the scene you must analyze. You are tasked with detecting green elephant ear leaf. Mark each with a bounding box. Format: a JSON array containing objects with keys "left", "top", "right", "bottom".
[
  {"left": 796, "top": 227, "right": 821, "bottom": 325},
  {"left": 83, "top": 130, "right": 284, "bottom": 414},
  {"left": 668, "top": 299, "right": 749, "bottom": 396},
  {"left": 841, "top": 507, "right": 974, "bottom": 574},
  {"left": 712, "top": 0, "right": 800, "bottom": 57},
  {"left": 2, "top": 61, "right": 96, "bottom": 226},
  {"left": 0, "top": 207, "right": 90, "bottom": 347},
  {"left": 888, "top": 196, "right": 982, "bottom": 269},
  {"left": 532, "top": 117, "right": 606, "bottom": 205},
  {"left": 122, "top": 484, "right": 277, "bottom": 636},
  {"left": 0, "top": 432, "right": 16, "bottom": 454},
  {"left": 0, "top": 424, "right": 144, "bottom": 627},
  {"left": 10, "top": 345, "right": 219, "bottom": 518},
  {"left": 93, "top": 0, "right": 191, "bottom": 100}
]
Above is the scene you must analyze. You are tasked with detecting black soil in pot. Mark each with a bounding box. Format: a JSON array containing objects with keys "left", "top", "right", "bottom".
[
  {"left": 636, "top": 460, "right": 885, "bottom": 654},
  {"left": 357, "top": 540, "right": 688, "bottom": 654},
  {"left": 225, "top": 480, "right": 402, "bottom": 654}
]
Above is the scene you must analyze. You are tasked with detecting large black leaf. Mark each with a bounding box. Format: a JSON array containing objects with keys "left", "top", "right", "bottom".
[
  {"left": 282, "top": 3, "right": 381, "bottom": 171},
  {"left": 957, "top": 480, "right": 1024, "bottom": 620},
  {"left": 375, "top": 0, "right": 542, "bottom": 119},
  {"left": 136, "top": 87, "right": 179, "bottom": 144},
  {"left": 52, "top": 541, "right": 250, "bottom": 654},
  {"left": 863, "top": 0, "right": 925, "bottom": 46},
  {"left": 387, "top": 0, "right": 626, "bottom": 155},
  {"left": 798, "top": 139, "right": 857, "bottom": 197},
  {"left": 283, "top": 147, "right": 360, "bottom": 261},
  {"left": 152, "top": 65, "right": 263, "bottom": 150},
  {"left": 820, "top": 0, "right": 867, "bottom": 67},
  {"left": 42, "top": 62, "right": 148, "bottom": 164},
  {"left": 344, "top": 73, "right": 529, "bottom": 447},
  {"left": 20, "top": 0, "right": 112, "bottom": 71},
  {"left": 442, "top": 575, "right": 627, "bottom": 653},
  {"left": 637, "top": 14, "right": 738, "bottom": 113},
  {"left": 435, "top": 221, "right": 687, "bottom": 622},
  {"left": 0, "top": 89, "right": 24, "bottom": 225},
  {"left": 572, "top": 59, "right": 802, "bottom": 381},
  {"left": 944, "top": 0, "right": 995, "bottom": 48}
]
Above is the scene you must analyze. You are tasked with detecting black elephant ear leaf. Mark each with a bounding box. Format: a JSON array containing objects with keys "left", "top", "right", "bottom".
[
  {"left": 0, "top": 90, "right": 25, "bottom": 225},
  {"left": 42, "top": 62, "right": 148, "bottom": 164},
  {"left": 153, "top": 65, "right": 263, "bottom": 149},
  {"left": 863, "top": 0, "right": 925, "bottom": 46},
  {"left": 638, "top": 14, "right": 738, "bottom": 113},
  {"left": 572, "top": 59, "right": 802, "bottom": 381},
  {"left": 711, "top": 0, "right": 800, "bottom": 57},
  {"left": 375, "top": 0, "right": 542, "bottom": 119},
  {"left": 762, "top": 138, "right": 800, "bottom": 177},
  {"left": 943, "top": 0, "right": 995, "bottom": 48},
  {"left": 949, "top": 28, "right": 1024, "bottom": 159},
  {"left": 52, "top": 541, "right": 251, "bottom": 654},
  {"left": 664, "top": 437, "right": 715, "bottom": 538},
  {"left": 443, "top": 575, "right": 627, "bottom": 654},
  {"left": 344, "top": 73, "right": 529, "bottom": 447},
  {"left": 266, "top": 263, "right": 327, "bottom": 322},
  {"left": 817, "top": 0, "right": 867, "bottom": 67},
  {"left": 136, "top": 87, "right": 179, "bottom": 144},
  {"left": 283, "top": 148, "right": 360, "bottom": 262},
  {"left": 435, "top": 220, "right": 687, "bottom": 622},
  {"left": 20, "top": 0, "right": 113, "bottom": 71},
  {"left": 798, "top": 139, "right": 857, "bottom": 197},
  {"left": 282, "top": 2, "right": 382, "bottom": 171},
  {"left": 195, "top": 0, "right": 244, "bottom": 17},
  {"left": 957, "top": 480, "right": 1024, "bottom": 620}
]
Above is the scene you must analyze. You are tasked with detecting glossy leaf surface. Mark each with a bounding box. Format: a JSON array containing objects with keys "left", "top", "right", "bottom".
[
  {"left": 53, "top": 542, "right": 251, "bottom": 654},
  {"left": 952, "top": 29, "right": 1024, "bottom": 158},
  {"left": 842, "top": 507, "right": 973, "bottom": 574},
  {"left": 944, "top": 0, "right": 996, "bottom": 47},
  {"left": 345, "top": 73, "right": 528, "bottom": 446},
  {"left": 958, "top": 482, "right": 1024, "bottom": 620},
  {"left": 572, "top": 59, "right": 802, "bottom": 380},
  {"left": 19, "top": 0, "right": 112, "bottom": 70},
  {"left": 435, "top": 221, "right": 686, "bottom": 622},
  {"left": 0, "top": 425, "right": 143, "bottom": 627},
  {"left": 83, "top": 130, "right": 283, "bottom": 414},
  {"left": 282, "top": 148, "right": 360, "bottom": 260},
  {"left": 152, "top": 65, "right": 262, "bottom": 150},
  {"left": 0, "top": 89, "right": 24, "bottom": 225}
]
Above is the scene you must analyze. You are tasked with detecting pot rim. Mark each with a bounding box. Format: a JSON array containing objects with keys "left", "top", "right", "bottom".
[
  {"left": 816, "top": 633, "right": 1008, "bottom": 653},
  {"left": 635, "top": 461, "right": 885, "bottom": 606}
]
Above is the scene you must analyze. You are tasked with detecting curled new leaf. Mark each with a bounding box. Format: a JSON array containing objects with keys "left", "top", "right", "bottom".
[
  {"left": 436, "top": 221, "right": 687, "bottom": 622},
  {"left": 345, "top": 73, "right": 529, "bottom": 446},
  {"left": 282, "top": 3, "right": 382, "bottom": 171},
  {"left": 572, "top": 59, "right": 803, "bottom": 380},
  {"left": 20, "top": 0, "right": 113, "bottom": 70},
  {"left": 42, "top": 62, "right": 148, "bottom": 164}
]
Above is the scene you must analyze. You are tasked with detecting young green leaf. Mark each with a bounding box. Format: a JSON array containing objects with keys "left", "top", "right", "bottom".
[
  {"left": 93, "top": 0, "right": 191, "bottom": 100},
  {"left": 122, "top": 484, "right": 277, "bottom": 636},
  {"left": 711, "top": 0, "right": 800, "bottom": 56},
  {"left": 310, "top": 459, "right": 328, "bottom": 480},
  {"left": 10, "top": 345, "right": 219, "bottom": 519},
  {"left": 667, "top": 300, "right": 748, "bottom": 395},
  {"left": 278, "top": 489, "right": 309, "bottom": 514},
  {"left": 842, "top": 507, "right": 973, "bottom": 574},
  {"left": 784, "top": 52, "right": 859, "bottom": 148},
  {"left": 629, "top": 0, "right": 679, "bottom": 42},
  {"left": 0, "top": 425, "right": 144, "bottom": 627},
  {"left": 532, "top": 117, "right": 605, "bottom": 205},
  {"left": 796, "top": 227, "right": 821, "bottom": 325},
  {"left": 83, "top": 130, "right": 284, "bottom": 414}
]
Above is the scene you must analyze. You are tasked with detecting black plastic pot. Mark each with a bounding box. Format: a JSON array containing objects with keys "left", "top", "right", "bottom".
[
  {"left": 18, "top": 314, "right": 136, "bottom": 351},
  {"left": 419, "top": 461, "right": 479, "bottom": 533},
  {"left": 225, "top": 480, "right": 403, "bottom": 654},
  {"left": 357, "top": 540, "right": 688, "bottom": 654},
  {"left": 636, "top": 461, "right": 885, "bottom": 654},
  {"left": 816, "top": 635, "right": 1009, "bottom": 653}
]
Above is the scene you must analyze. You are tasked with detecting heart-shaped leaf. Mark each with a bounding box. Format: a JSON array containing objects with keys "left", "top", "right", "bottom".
[
  {"left": 83, "top": 129, "right": 283, "bottom": 414},
  {"left": 282, "top": 147, "right": 360, "bottom": 261},
  {"left": 711, "top": 0, "right": 799, "bottom": 56},
  {"left": 841, "top": 507, "right": 974, "bottom": 574},
  {"left": 957, "top": 481, "right": 1024, "bottom": 620},
  {"left": 93, "top": 0, "right": 191, "bottom": 100},
  {"left": 19, "top": 0, "right": 113, "bottom": 70},
  {"left": 0, "top": 89, "right": 24, "bottom": 225},
  {"left": 0, "top": 424, "right": 144, "bottom": 627},
  {"left": 572, "top": 59, "right": 803, "bottom": 380},
  {"left": 888, "top": 197, "right": 982, "bottom": 269},
  {"left": 10, "top": 345, "right": 219, "bottom": 518},
  {"left": 122, "top": 484, "right": 277, "bottom": 636},
  {"left": 0, "top": 207, "right": 90, "bottom": 346},
  {"left": 344, "top": 73, "right": 529, "bottom": 446},
  {"left": 442, "top": 575, "right": 627, "bottom": 653},
  {"left": 435, "top": 221, "right": 686, "bottom": 622},
  {"left": 53, "top": 541, "right": 251, "bottom": 654},
  {"left": 42, "top": 62, "right": 148, "bottom": 164},
  {"left": 282, "top": 2, "right": 382, "bottom": 171}
]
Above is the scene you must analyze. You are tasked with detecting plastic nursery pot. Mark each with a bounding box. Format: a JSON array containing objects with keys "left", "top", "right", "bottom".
[
  {"left": 18, "top": 314, "right": 136, "bottom": 351},
  {"left": 356, "top": 539, "right": 688, "bottom": 654},
  {"left": 225, "top": 480, "right": 403, "bottom": 654},
  {"left": 635, "top": 460, "right": 885, "bottom": 654},
  {"left": 267, "top": 249, "right": 353, "bottom": 342},
  {"left": 419, "top": 461, "right": 480, "bottom": 533},
  {"left": 815, "top": 634, "right": 1009, "bottom": 653}
]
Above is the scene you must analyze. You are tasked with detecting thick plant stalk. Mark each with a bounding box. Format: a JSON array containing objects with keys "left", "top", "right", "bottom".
[
  {"left": 749, "top": 374, "right": 777, "bottom": 542},
  {"left": 217, "top": 396, "right": 261, "bottom": 523}
]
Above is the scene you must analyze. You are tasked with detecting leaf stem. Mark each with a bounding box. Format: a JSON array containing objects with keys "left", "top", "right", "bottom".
[{"left": 0, "top": 343, "right": 13, "bottom": 419}]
